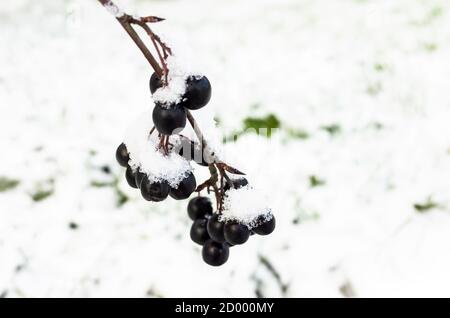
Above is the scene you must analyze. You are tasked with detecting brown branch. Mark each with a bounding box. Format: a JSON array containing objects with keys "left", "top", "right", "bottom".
[
  {"left": 97, "top": 0, "right": 163, "bottom": 77},
  {"left": 129, "top": 18, "right": 171, "bottom": 82},
  {"left": 186, "top": 110, "right": 209, "bottom": 154}
]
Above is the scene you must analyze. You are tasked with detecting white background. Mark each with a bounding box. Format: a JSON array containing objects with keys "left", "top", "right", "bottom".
[{"left": 0, "top": 0, "right": 450, "bottom": 297}]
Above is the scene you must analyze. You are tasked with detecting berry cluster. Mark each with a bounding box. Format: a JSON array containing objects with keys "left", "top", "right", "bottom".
[
  {"left": 113, "top": 60, "right": 277, "bottom": 267},
  {"left": 151, "top": 73, "right": 211, "bottom": 136},
  {"left": 115, "top": 72, "right": 213, "bottom": 203},
  {"left": 188, "top": 184, "right": 276, "bottom": 267},
  {"left": 116, "top": 142, "right": 197, "bottom": 201},
  {"left": 102, "top": 1, "right": 276, "bottom": 268}
]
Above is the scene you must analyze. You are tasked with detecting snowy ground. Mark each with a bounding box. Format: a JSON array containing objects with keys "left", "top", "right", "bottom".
[{"left": 1, "top": 0, "right": 450, "bottom": 297}]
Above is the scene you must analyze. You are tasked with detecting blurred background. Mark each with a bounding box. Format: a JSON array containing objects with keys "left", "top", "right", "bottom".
[{"left": 1, "top": 0, "right": 450, "bottom": 297}]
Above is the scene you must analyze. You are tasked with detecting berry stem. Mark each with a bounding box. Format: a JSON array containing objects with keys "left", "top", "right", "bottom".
[{"left": 186, "top": 110, "right": 210, "bottom": 155}]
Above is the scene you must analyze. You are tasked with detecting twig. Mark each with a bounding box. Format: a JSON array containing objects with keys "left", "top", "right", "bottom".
[
  {"left": 186, "top": 110, "right": 210, "bottom": 157},
  {"left": 97, "top": 0, "right": 163, "bottom": 76}
]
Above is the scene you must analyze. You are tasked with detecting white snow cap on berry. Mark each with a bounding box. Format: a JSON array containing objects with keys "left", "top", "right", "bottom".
[
  {"left": 221, "top": 185, "right": 273, "bottom": 228},
  {"left": 152, "top": 55, "right": 202, "bottom": 106},
  {"left": 123, "top": 113, "right": 193, "bottom": 188}
]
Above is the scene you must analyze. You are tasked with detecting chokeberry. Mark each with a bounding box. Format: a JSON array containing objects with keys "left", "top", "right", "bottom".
[
  {"left": 206, "top": 213, "right": 226, "bottom": 243},
  {"left": 181, "top": 75, "right": 212, "bottom": 110},
  {"left": 169, "top": 172, "right": 196, "bottom": 200},
  {"left": 202, "top": 239, "right": 229, "bottom": 266},
  {"left": 134, "top": 169, "right": 147, "bottom": 188},
  {"left": 125, "top": 166, "right": 138, "bottom": 188},
  {"left": 140, "top": 178, "right": 169, "bottom": 202},
  {"left": 190, "top": 219, "right": 210, "bottom": 245},
  {"left": 187, "top": 196, "right": 213, "bottom": 220},
  {"left": 224, "top": 222, "right": 250, "bottom": 245},
  {"left": 152, "top": 103, "right": 187, "bottom": 135},
  {"left": 116, "top": 143, "right": 129, "bottom": 167},
  {"left": 149, "top": 72, "right": 163, "bottom": 94},
  {"left": 224, "top": 177, "right": 248, "bottom": 192},
  {"left": 253, "top": 216, "right": 276, "bottom": 236}
]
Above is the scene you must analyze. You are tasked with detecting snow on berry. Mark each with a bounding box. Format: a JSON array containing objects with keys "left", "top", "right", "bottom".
[
  {"left": 152, "top": 76, "right": 187, "bottom": 106},
  {"left": 220, "top": 185, "right": 274, "bottom": 229},
  {"left": 123, "top": 112, "right": 193, "bottom": 188},
  {"left": 152, "top": 56, "right": 199, "bottom": 106}
]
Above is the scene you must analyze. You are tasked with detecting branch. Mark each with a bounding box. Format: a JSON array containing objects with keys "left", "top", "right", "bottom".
[
  {"left": 97, "top": 0, "right": 219, "bottom": 156},
  {"left": 186, "top": 110, "right": 209, "bottom": 153},
  {"left": 97, "top": 0, "right": 163, "bottom": 76}
]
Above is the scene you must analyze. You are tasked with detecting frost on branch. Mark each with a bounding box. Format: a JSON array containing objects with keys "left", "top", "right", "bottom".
[
  {"left": 221, "top": 185, "right": 274, "bottom": 229},
  {"left": 103, "top": 0, "right": 124, "bottom": 18},
  {"left": 123, "top": 113, "right": 193, "bottom": 188}
]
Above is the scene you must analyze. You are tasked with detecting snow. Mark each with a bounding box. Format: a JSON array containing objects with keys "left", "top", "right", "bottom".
[
  {"left": 103, "top": 0, "right": 124, "bottom": 18},
  {"left": 123, "top": 113, "right": 193, "bottom": 188},
  {"left": 221, "top": 186, "right": 273, "bottom": 228},
  {"left": 152, "top": 56, "right": 196, "bottom": 105},
  {"left": 152, "top": 77, "right": 186, "bottom": 106},
  {"left": 1, "top": 0, "right": 450, "bottom": 298}
]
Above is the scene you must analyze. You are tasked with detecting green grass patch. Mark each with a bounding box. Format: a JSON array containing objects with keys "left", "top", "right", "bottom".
[
  {"left": 0, "top": 177, "right": 20, "bottom": 192},
  {"left": 286, "top": 128, "right": 309, "bottom": 140},
  {"left": 309, "top": 175, "right": 326, "bottom": 188},
  {"left": 31, "top": 189, "right": 54, "bottom": 202},
  {"left": 321, "top": 124, "right": 341, "bottom": 135},
  {"left": 243, "top": 114, "right": 281, "bottom": 138},
  {"left": 414, "top": 198, "right": 439, "bottom": 213}
]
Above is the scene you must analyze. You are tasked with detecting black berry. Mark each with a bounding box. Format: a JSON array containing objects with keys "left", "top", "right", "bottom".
[
  {"left": 224, "top": 177, "right": 248, "bottom": 192},
  {"left": 134, "top": 169, "right": 147, "bottom": 188},
  {"left": 206, "top": 213, "right": 226, "bottom": 243},
  {"left": 253, "top": 216, "right": 276, "bottom": 236},
  {"left": 181, "top": 75, "right": 212, "bottom": 110},
  {"left": 202, "top": 240, "right": 229, "bottom": 266},
  {"left": 149, "top": 72, "right": 163, "bottom": 94},
  {"left": 152, "top": 103, "right": 187, "bottom": 135},
  {"left": 125, "top": 166, "right": 138, "bottom": 188},
  {"left": 116, "top": 143, "right": 129, "bottom": 167},
  {"left": 140, "top": 178, "right": 169, "bottom": 202},
  {"left": 224, "top": 222, "right": 250, "bottom": 245},
  {"left": 190, "top": 219, "right": 210, "bottom": 245},
  {"left": 169, "top": 172, "right": 196, "bottom": 200},
  {"left": 187, "top": 196, "right": 213, "bottom": 220}
]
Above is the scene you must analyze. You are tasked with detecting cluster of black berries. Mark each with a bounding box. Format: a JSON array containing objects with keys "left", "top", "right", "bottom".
[
  {"left": 188, "top": 192, "right": 276, "bottom": 267},
  {"left": 115, "top": 142, "right": 197, "bottom": 201},
  {"left": 114, "top": 72, "right": 213, "bottom": 202},
  {"left": 115, "top": 72, "right": 275, "bottom": 267},
  {"left": 150, "top": 73, "right": 212, "bottom": 136}
]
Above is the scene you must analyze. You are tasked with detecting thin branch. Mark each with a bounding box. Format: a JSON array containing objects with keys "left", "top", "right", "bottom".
[
  {"left": 186, "top": 110, "right": 209, "bottom": 153},
  {"left": 97, "top": 0, "right": 163, "bottom": 76}
]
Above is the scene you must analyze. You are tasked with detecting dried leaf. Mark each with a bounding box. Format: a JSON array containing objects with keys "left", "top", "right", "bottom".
[{"left": 217, "top": 163, "right": 246, "bottom": 175}]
